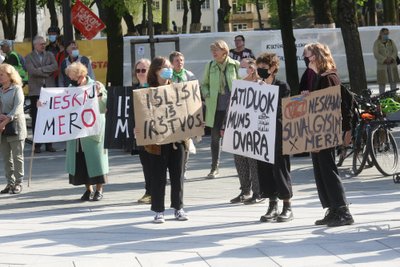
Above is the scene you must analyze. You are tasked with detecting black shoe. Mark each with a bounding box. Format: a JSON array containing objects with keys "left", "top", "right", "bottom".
[
  {"left": 260, "top": 201, "right": 279, "bottom": 222},
  {"left": 327, "top": 206, "right": 354, "bottom": 227},
  {"left": 230, "top": 193, "right": 251, "bottom": 203},
  {"left": 315, "top": 208, "right": 336, "bottom": 225},
  {"left": 45, "top": 146, "right": 56, "bottom": 152},
  {"left": 243, "top": 195, "right": 266, "bottom": 205},
  {"left": 81, "top": 190, "right": 94, "bottom": 201},
  {"left": 207, "top": 169, "right": 219, "bottom": 179},
  {"left": 1, "top": 184, "right": 13, "bottom": 194},
  {"left": 93, "top": 191, "right": 103, "bottom": 201},
  {"left": 277, "top": 203, "right": 293, "bottom": 222},
  {"left": 11, "top": 184, "right": 23, "bottom": 194}
]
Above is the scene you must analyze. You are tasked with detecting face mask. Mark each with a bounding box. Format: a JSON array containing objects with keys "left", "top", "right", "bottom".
[
  {"left": 382, "top": 34, "right": 389, "bottom": 41},
  {"left": 238, "top": 68, "right": 248, "bottom": 79},
  {"left": 71, "top": 49, "right": 80, "bottom": 58},
  {"left": 48, "top": 35, "right": 57, "bottom": 43},
  {"left": 304, "top": 57, "right": 310, "bottom": 67},
  {"left": 257, "top": 68, "right": 270, "bottom": 79},
  {"left": 160, "top": 67, "right": 173, "bottom": 80},
  {"left": 70, "top": 80, "right": 79, "bottom": 87}
]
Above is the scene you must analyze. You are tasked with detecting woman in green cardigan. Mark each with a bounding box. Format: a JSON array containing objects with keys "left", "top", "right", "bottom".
[
  {"left": 65, "top": 62, "right": 109, "bottom": 201},
  {"left": 201, "top": 40, "right": 240, "bottom": 179}
]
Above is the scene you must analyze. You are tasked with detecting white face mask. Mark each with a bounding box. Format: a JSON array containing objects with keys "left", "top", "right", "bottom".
[{"left": 238, "top": 68, "right": 248, "bottom": 79}]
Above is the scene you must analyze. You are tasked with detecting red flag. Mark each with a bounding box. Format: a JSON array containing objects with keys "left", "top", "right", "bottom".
[{"left": 71, "top": 0, "right": 106, "bottom": 40}]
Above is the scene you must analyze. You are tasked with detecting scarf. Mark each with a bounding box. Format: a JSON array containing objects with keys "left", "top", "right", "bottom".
[
  {"left": 172, "top": 69, "right": 186, "bottom": 82},
  {"left": 216, "top": 58, "right": 228, "bottom": 95}
]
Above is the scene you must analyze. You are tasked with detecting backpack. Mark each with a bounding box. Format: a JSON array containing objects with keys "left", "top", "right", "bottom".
[{"left": 340, "top": 84, "right": 357, "bottom": 132}]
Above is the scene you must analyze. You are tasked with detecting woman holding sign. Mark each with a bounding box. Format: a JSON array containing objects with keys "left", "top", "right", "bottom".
[
  {"left": 145, "top": 56, "right": 188, "bottom": 223},
  {"left": 201, "top": 40, "right": 240, "bottom": 179},
  {"left": 302, "top": 43, "right": 354, "bottom": 227},
  {"left": 65, "top": 62, "right": 108, "bottom": 201},
  {"left": 0, "top": 63, "right": 27, "bottom": 194},
  {"left": 255, "top": 53, "right": 293, "bottom": 223}
]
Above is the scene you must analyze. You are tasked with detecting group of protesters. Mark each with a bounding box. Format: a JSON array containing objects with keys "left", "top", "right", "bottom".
[{"left": 11, "top": 28, "right": 400, "bottom": 227}]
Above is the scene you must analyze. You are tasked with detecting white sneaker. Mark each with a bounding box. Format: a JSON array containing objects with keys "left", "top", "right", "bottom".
[
  {"left": 174, "top": 209, "right": 189, "bottom": 221},
  {"left": 153, "top": 212, "right": 165, "bottom": 223}
]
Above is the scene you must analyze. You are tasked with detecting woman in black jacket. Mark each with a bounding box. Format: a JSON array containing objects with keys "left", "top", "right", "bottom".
[{"left": 302, "top": 42, "right": 354, "bottom": 227}]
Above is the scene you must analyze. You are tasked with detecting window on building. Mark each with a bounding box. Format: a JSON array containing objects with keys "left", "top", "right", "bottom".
[
  {"left": 233, "top": 23, "right": 247, "bottom": 31},
  {"left": 202, "top": 26, "right": 211, "bottom": 32},
  {"left": 258, "top": 2, "right": 266, "bottom": 10},
  {"left": 153, "top": 1, "right": 160, "bottom": 10},
  {"left": 177, "top": 0, "right": 184, "bottom": 10},
  {"left": 201, "top": 0, "right": 210, "bottom": 9},
  {"left": 232, "top": 1, "right": 247, "bottom": 13}
]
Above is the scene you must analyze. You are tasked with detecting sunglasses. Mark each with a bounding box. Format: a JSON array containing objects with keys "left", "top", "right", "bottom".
[{"left": 136, "top": 68, "right": 147, "bottom": 73}]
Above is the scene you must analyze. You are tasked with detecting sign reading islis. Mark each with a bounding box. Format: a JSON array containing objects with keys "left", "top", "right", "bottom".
[{"left": 71, "top": 0, "right": 106, "bottom": 40}]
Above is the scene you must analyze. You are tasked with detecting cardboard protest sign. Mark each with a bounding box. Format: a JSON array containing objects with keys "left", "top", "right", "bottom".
[
  {"left": 71, "top": 0, "right": 106, "bottom": 40},
  {"left": 282, "top": 85, "right": 342, "bottom": 155},
  {"left": 33, "top": 84, "right": 101, "bottom": 143},
  {"left": 133, "top": 80, "right": 204, "bottom": 145},
  {"left": 104, "top": 86, "right": 135, "bottom": 149},
  {"left": 222, "top": 80, "right": 279, "bottom": 163}
]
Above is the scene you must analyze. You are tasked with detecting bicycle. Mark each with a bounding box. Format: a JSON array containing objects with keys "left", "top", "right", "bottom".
[{"left": 352, "top": 88, "right": 399, "bottom": 176}]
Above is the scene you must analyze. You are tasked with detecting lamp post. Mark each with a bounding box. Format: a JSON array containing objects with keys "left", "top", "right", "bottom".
[{"left": 62, "top": 0, "right": 73, "bottom": 42}]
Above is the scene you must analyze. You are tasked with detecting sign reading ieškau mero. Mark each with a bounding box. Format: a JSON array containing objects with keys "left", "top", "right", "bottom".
[
  {"left": 133, "top": 80, "right": 204, "bottom": 145},
  {"left": 222, "top": 80, "right": 279, "bottom": 164},
  {"left": 33, "top": 84, "right": 101, "bottom": 143},
  {"left": 282, "top": 85, "right": 342, "bottom": 155}
]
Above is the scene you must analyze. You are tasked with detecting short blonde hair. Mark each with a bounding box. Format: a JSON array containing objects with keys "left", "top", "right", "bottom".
[
  {"left": 210, "top": 40, "right": 229, "bottom": 55},
  {"left": 65, "top": 62, "right": 88, "bottom": 80},
  {"left": 0, "top": 63, "right": 22, "bottom": 86}
]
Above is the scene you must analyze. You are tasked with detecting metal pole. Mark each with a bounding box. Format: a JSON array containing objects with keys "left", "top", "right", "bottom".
[{"left": 62, "top": 0, "right": 73, "bottom": 43}]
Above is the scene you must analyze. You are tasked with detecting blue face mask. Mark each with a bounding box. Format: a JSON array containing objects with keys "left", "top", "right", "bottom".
[
  {"left": 48, "top": 35, "right": 57, "bottom": 43},
  {"left": 383, "top": 34, "right": 389, "bottom": 41},
  {"left": 71, "top": 49, "right": 80, "bottom": 58},
  {"left": 160, "top": 67, "right": 173, "bottom": 80}
]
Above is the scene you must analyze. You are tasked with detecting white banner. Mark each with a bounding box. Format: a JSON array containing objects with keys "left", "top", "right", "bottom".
[
  {"left": 222, "top": 80, "right": 279, "bottom": 163},
  {"left": 33, "top": 84, "right": 101, "bottom": 143}
]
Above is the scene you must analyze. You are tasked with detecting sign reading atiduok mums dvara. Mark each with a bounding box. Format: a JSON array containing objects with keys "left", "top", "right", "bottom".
[
  {"left": 222, "top": 80, "right": 279, "bottom": 164},
  {"left": 33, "top": 84, "right": 101, "bottom": 143},
  {"left": 133, "top": 80, "right": 204, "bottom": 146}
]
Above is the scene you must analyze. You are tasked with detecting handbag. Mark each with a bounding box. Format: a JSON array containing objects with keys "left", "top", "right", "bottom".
[
  {"left": 396, "top": 56, "right": 400, "bottom": 65},
  {"left": 3, "top": 120, "right": 17, "bottom": 136}
]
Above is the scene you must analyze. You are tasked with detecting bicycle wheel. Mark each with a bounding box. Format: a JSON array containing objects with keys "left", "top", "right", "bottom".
[
  {"left": 352, "top": 127, "right": 369, "bottom": 175},
  {"left": 370, "top": 127, "right": 398, "bottom": 176}
]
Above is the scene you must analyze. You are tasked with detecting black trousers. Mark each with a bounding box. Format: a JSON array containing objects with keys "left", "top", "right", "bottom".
[
  {"left": 139, "top": 150, "right": 152, "bottom": 195},
  {"left": 149, "top": 143, "right": 185, "bottom": 213},
  {"left": 257, "top": 154, "right": 292, "bottom": 200},
  {"left": 210, "top": 110, "right": 226, "bottom": 169},
  {"left": 311, "top": 147, "right": 348, "bottom": 209},
  {"left": 30, "top": 95, "right": 53, "bottom": 149}
]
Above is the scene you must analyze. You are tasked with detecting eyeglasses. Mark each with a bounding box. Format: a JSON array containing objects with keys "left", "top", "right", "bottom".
[{"left": 136, "top": 69, "right": 147, "bottom": 73}]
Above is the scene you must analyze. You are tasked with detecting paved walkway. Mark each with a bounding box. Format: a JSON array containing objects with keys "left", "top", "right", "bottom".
[{"left": 0, "top": 136, "right": 400, "bottom": 266}]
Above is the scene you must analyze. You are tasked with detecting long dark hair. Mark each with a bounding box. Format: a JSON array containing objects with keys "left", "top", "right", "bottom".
[{"left": 148, "top": 56, "right": 168, "bottom": 87}]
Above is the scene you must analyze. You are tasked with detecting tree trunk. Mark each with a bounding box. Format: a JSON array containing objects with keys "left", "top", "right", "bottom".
[
  {"left": 337, "top": 0, "right": 367, "bottom": 95},
  {"left": 367, "top": 0, "right": 377, "bottom": 26},
  {"left": 0, "top": 0, "right": 16, "bottom": 39},
  {"left": 47, "top": 0, "right": 58, "bottom": 27},
  {"left": 123, "top": 12, "right": 137, "bottom": 35},
  {"left": 161, "top": 0, "right": 170, "bottom": 33},
  {"left": 255, "top": 0, "right": 264, "bottom": 29},
  {"left": 103, "top": 4, "right": 123, "bottom": 86},
  {"left": 190, "top": 0, "right": 205, "bottom": 33},
  {"left": 218, "top": 0, "right": 231, "bottom": 32},
  {"left": 24, "top": 0, "right": 38, "bottom": 41},
  {"left": 277, "top": 0, "right": 299, "bottom": 95},
  {"left": 382, "top": 0, "right": 397, "bottom": 24},
  {"left": 311, "top": 0, "right": 335, "bottom": 28},
  {"left": 182, "top": 0, "right": 189, "bottom": 34}
]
